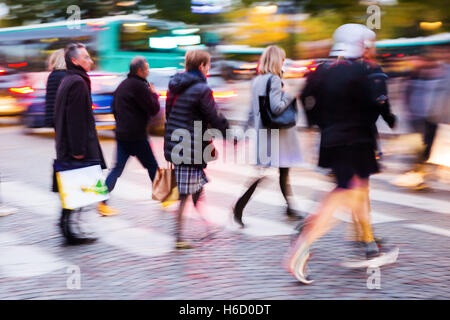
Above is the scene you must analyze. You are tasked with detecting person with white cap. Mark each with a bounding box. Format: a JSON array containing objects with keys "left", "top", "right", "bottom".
[
  {"left": 287, "top": 24, "right": 398, "bottom": 284},
  {"left": 334, "top": 24, "right": 396, "bottom": 250}
]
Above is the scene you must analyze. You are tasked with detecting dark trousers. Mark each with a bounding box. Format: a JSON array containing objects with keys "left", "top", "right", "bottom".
[
  {"left": 411, "top": 119, "right": 438, "bottom": 163},
  {"left": 422, "top": 121, "right": 438, "bottom": 162},
  {"left": 234, "top": 167, "right": 292, "bottom": 216},
  {"left": 105, "top": 139, "right": 158, "bottom": 192}
]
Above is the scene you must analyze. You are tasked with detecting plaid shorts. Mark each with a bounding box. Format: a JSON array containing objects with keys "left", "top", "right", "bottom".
[{"left": 174, "top": 165, "right": 208, "bottom": 195}]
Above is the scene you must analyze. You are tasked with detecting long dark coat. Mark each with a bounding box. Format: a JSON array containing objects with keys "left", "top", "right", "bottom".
[{"left": 54, "top": 64, "right": 106, "bottom": 168}]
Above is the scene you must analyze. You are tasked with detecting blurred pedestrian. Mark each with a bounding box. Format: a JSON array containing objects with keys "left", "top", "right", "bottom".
[
  {"left": 45, "top": 49, "right": 66, "bottom": 128},
  {"left": 101, "top": 57, "right": 160, "bottom": 216},
  {"left": 393, "top": 47, "right": 450, "bottom": 188},
  {"left": 233, "top": 45, "right": 303, "bottom": 228},
  {"left": 289, "top": 24, "right": 398, "bottom": 284},
  {"left": 164, "top": 50, "right": 229, "bottom": 249},
  {"left": 54, "top": 43, "right": 106, "bottom": 245},
  {"left": 342, "top": 27, "right": 396, "bottom": 247}
]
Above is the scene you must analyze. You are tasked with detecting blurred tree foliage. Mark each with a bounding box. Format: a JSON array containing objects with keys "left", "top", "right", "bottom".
[
  {"left": 222, "top": 0, "right": 449, "bottom": 58},
  {"left": 0, "top": 0, "right": 127, "bottom": 26},
  {"left": 0, "top": 0, "right": 225, "bottom": 27},
  {"left": 297, "top": 0, "right": 449, "bottom": 40},
  {"left": 0, "top": 0, "right": 448, "bottom": 42}
]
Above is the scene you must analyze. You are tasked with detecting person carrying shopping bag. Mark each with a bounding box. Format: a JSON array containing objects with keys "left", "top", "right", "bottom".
[
  {"left": 164, "top": 49, "right": 229, "bottom": 250},
  {"left": 53, "top": 43, "right": 107, "bottom": 245}
]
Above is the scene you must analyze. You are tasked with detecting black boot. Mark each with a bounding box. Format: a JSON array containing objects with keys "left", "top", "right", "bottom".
[
  {"left": 233, "top": 178, "right": 262, "bottom": 228},
  {"left": 233, "top": 205, "right": 245, "bottom": 228},
  {"left": 60, "top": 209, "right": 97, "bottom": 245},
  {"left": 286, "top": 207, "right": 305, "bottom": 221}
]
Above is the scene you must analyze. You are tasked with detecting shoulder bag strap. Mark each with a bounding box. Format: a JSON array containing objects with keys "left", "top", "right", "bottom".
[{"left": 266, "top": 74, "right": 273, "bottom": 97}]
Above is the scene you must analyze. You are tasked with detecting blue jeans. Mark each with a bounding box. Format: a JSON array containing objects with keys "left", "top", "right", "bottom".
[{"left": 105, "top": 139, "right": 158, "bottom": 193}]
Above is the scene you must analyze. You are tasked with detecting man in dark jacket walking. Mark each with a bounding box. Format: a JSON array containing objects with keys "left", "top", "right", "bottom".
[
  {"left": 102, "top": 57, "right": 160, "bottom": 215},
  {"left": 54, "top": 43, "right": 106, "bottom": 244}
]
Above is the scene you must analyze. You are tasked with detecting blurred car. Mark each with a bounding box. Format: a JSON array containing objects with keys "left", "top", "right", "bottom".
[
  {"left": 147, "top": 69, "right": 239, "bottom": 135},
  {"left": 22, "top": 71, "right": 121, "bottom": 130},
  {"left": 0, "top": 66, "right": 30, "bottom": 116},
  {"left": 218, "top": 59, "right": 259, "bottom": 81},
  {"left": 283, "top": 59, "right": 321, "bottom": 79},
  {"left": 215, "top": 57, "right": 322, "bottom": 81},
  {"left": 21, "top": 69, "right": 238, "bottom": 136}
]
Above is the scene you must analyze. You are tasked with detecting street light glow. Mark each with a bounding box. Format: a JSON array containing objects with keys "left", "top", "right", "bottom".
[
  {"left": 117, "top": 1, "right": 137, "bottom": 7},
  {"left": 420, "top": 21, "right": 443, "bottom": 30},
  {"left": 254, "top": 5, "right": 278, "bottom": 14}
]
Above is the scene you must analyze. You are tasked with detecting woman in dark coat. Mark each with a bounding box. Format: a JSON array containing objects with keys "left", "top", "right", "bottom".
[
  {"left": 164, "top": 50, "right": 229, "bottom": 249},
  {"left": 45, "top": 49, "right": 66, "bottom": 128}
]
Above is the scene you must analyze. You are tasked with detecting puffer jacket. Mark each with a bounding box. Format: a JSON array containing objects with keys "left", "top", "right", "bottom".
[{"left": 164, "top": 70, "right": 229, "bottom": 168}]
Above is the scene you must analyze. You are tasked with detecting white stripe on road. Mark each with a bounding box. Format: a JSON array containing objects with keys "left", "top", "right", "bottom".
[
  {"left": 0, "top": 232, "right": 21, "bottom": 246},
  {"left": 204, "top": 164, "right": 450, "bottom": 215},
  {"left": 372, "top": 173, "right": 450, "bottom": 192},
  {"left": 110, "top": 179, "right": 155, "bottom": 202},
  {"left": 133, "top": 166, "right": 403, "bottom": 224},
  {"left": 0, "top": 181, "right": 172, "bottom": 258},
  {"left": 1, "top": 179, "right": 158, "bottom": 218},
  {"left": 405, "top": 224, "right": 450, "bottom": 238},
  {"left": 204, "top": 177, "right": 404, "bottom": 225},
  {"left": 75, "top": 213, "right": 173, "bottom": 257},
  {"left": 180, "top": 202, "right": 297, "bottom": 236},
  {"left": 0, "top": 234, "right": 70, "bottom": 278},
  {"left": 101, "top": 227, "right": 173, "bottom": 257},
  {"left": 1, "top": 181, "right": 61, "bottom": 217}
]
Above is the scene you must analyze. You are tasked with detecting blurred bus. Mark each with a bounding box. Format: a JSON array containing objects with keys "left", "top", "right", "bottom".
[
  {"left": 0, "top": 15, "right": 206, "bottom": 74},
  {"left": 374, "top": 33, "right": 450, "bottom": 77},
  {"left": 0, "top": 15, "right": 242, "bottom": 132},
  {"left": 0, "top": 15, "right": 206, "bottom": 124}
]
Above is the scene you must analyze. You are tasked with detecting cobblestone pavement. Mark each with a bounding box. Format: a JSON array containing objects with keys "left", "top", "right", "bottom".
[{"left": 0, "top": 125, "right": 449, "bottom": 300}]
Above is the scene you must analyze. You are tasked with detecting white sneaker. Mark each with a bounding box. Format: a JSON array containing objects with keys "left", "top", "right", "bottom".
[
  {"left": 392, "top": 171, "right": 424, "bottom": 188},
  {"left": 0, "top": 206, "right": 17, "bottom": 217},
  {"left": 288, "top": 243, "right": 314, "bottom": 284}
]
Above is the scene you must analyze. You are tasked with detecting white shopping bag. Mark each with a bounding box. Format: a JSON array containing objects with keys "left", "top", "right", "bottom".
[
  {"left": 56, "top": 165, "right": 109, "bottom": 210},
  {"left": 427, "top": 124, "right": 450, "bottom": 168}
]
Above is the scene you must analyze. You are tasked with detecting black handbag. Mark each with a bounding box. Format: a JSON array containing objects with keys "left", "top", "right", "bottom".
[{"left": 259, "top": 75, "right": 297, "bottom": 129}]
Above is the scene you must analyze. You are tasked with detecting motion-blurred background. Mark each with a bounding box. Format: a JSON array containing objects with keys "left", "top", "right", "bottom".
[{"left": 0, "top": 0, "right": 448, "bottom": 136}]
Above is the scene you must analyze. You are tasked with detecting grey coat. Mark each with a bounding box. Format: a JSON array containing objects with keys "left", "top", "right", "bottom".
[{"left": 247, "top": 73, "right": 303, "bottom": 168}]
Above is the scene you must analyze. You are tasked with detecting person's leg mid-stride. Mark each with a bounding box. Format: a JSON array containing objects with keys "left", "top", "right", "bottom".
[
  {"left": 99, "top": 140, "right": 131, "bottom": 216},
  {"left": 286, "top": 174, "right": 376, "bottom": 284}
]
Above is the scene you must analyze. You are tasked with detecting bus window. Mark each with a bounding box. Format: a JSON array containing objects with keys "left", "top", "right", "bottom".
[
  {"left": 119, "top": 23, "right": 202, "bottom": 52},
  {"left": 0, "top": 41, "right": 26, "bottom": 69},
  {"left": 0, "top": 36, "right": 97, "bottom": 72}
]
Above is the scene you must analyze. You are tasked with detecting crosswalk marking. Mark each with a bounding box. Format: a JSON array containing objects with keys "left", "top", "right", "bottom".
[
  {"left": 1, "top": 181, "right": 61, "bottom": 217},
  {"left": 203, "top": 164, "right": 450, "bottom": 215},
  {"left": 204, "top": 176, "right": 404, "bottom": 225},
  {"left": 405, "top": 224, "right": 450, "bottom": 238},
  {"left": 111, "top": 179, "right": 155, "bottom": 202},
  {"left": 101, "top": 227, "right": 173, "bottom": 257},
  {"left": 372, "top": 173, "right": 450, "bottom": 192},
  {"left": 180, "top": 202, "right": 297, "bottom": 236},
  {"left": 0, "top": 233, "right": 70, "bottom": 278},
  {"left": 0, "top": 232, "right": 21, "bottom": 246},
  {"left": 0, "top": 160, "right": 448, "bottom": 274},
  {"left": 83, "top": 214, "right": 174, "bottom": 257}
]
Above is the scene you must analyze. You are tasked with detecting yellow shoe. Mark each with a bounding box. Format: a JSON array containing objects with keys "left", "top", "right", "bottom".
[
  {"left": 97, "top": 202, "right": 118, "bottom": 216},
  {"left": 175, "top": 241, "right": 194, "bottom": 250},
  {"left": 161, "top": 200, "right": 178, "bottom": 208}
]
